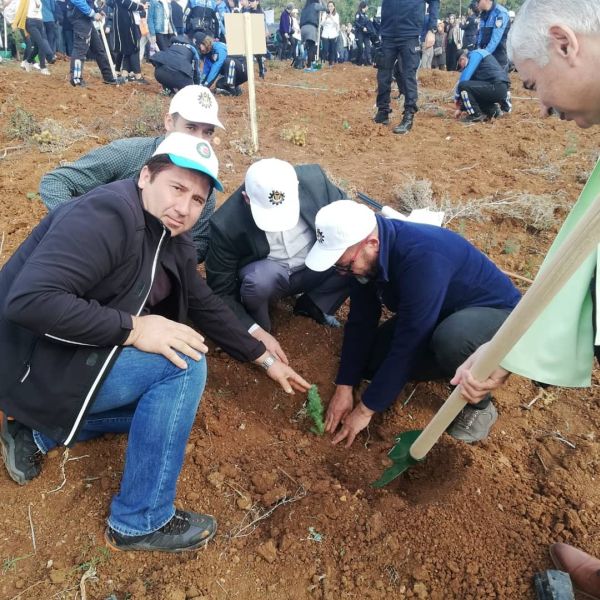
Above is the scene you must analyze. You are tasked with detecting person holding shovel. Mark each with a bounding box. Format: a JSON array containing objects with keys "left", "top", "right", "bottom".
[
  {"left": 451, "top": 0, "right": 600, "bottom": 596},
  {"left": 304, "top": 199, "right": 521, "bottom": 449},
  {"left": 0, "top": 133, "right": 309, "bottom": 552}
]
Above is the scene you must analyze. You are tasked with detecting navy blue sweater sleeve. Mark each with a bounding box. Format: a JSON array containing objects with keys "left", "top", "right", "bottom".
[
  {"left": 336, "top": 280, "right": 382, "bottom": 387},
  {"left": 361, "top": 254, "right": 454, "bottom": 412},
  {"left": 3, "top": 194, "right": 135, "bottom": 347},
  {"left": 426, "top": 0, "right": 439, "bottom": 31}
]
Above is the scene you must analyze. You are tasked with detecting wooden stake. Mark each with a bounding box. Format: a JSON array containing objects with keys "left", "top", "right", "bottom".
[{"left": 244, "top": 12, "right": 258, "bottom": 152}]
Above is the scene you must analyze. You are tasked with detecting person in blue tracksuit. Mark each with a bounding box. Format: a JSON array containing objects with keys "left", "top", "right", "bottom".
[
  {"left": 475, "top": 0, "right": 509, "bottom": 70},
  {"left": 304, "top": 200, "right": 520, "bottom": 449},
  {"left": 150, "top": 33, "right": 202, "bottom": 92},
  {"left": 196, "top": 33, "right": 246, "bottom": 95},
  {"left": 453, "top": 49, "right": 510, "bottom": 122}
]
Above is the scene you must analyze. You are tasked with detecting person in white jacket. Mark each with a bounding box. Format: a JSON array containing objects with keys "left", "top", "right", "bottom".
[{"left": 320, "top": 0, "right": 339, "bottom": 66}]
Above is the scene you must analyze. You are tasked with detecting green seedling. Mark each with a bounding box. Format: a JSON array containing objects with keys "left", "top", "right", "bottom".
[{"left": 307, "top": 385, "right": 325, "bottom": 435}]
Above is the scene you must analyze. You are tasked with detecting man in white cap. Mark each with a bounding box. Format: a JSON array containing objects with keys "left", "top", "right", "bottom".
[
  {"left": 0, "top": 133, "right": 309, "bottom": 553},
  {"left": 39, "top": 85, "right": 224, "bottom": 262},
  {"left": 206, "top": 159, "right": 350, "bottom": 362},
  {"left": 304, "top": 199, "right": 520, "bottom": 448}
]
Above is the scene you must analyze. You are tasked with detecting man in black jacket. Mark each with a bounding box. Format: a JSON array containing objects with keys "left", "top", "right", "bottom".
[
  {"left": 205, "top": 160, "right": 350, "bottom": 363},
  {"left": 374, "top": 0, "right": 439, "bottom": 134},
  {"left": 0, "top": 133, "right": 309, "bottom": 553}
]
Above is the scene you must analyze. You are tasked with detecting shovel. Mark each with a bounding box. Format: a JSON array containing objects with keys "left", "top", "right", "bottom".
[{"left": 372, "top": 193, "right": 600, "bottom": 487}]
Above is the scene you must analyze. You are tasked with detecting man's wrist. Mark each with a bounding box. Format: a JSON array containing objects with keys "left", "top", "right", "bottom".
[{"left": 357, "top": 400, "right": 375, "bottom": 416}]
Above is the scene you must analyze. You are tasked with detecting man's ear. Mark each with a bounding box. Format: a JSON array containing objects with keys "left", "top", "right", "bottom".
[
  {"left": 164, "top": 113, "right": 174, "bottom": 132},
  {"left": 366, "top": 236, "right": 379, "bottom": 252},
  {"left": 548, "top": 24, "right": 580, "bottom": 66},
  {"left": 138, "top": 165, "right": 151, "bottom": 190}
]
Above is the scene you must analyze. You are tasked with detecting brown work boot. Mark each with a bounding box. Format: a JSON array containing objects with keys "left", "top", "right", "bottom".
[{"left": 549, "top": 543, "right": 600, "bottom": 599}]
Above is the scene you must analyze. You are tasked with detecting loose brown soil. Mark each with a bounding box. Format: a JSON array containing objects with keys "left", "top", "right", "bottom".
[{"left": 1, "top": 58, "right": 599, "bottom": 600}]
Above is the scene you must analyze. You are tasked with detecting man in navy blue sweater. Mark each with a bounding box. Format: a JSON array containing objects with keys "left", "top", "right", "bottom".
[{"left": 305, "top": 200, "right": 521, "bottom": 448}]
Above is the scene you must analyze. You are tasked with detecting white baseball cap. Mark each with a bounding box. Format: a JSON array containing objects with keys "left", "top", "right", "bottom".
[
  {"left": 168, "top": 85, "right": 224, "bottom": 130},
  {"left": 305, "top": 200, "right": 377, "bottom": 272},
  {"left": 152, "top": 132, "right": 224, "bottom": 192},
  {"left": 245, "top": 159, "right": 300, "bottom": 232}
]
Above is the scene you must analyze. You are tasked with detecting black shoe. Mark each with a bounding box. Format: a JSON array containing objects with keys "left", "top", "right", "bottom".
[
  {"left": 104, "top": 76, "right": 126, "bottom": 85},
  {"left": 70, "top": 79, "right": 87, "bottom": 87},
  {"left": 232, "top": 85, "right": 242, "bottom": 96},
  {"left": 392, "top": 112, "right": 414, "bottom": 135},
  {"left": 461, "top": 112, "right": 486, "bottom": 123},
  {"left": 0, "top": 414, "right": 43, "bottom": 485},
  {"left": 499, "top": 91, "right": 512, "bottom": 113},
  {"left": 374, "top": 109, "right": 390, "bottom": 125},
  {"left": 129, "top": 75, "right": 149, "bottom": 84},
  {"left": 105, "top": 509, "right": 217, "bottom": 553},
  {"left": 293, "top": 294, "right": 341, "bottom": 327},
  {"left": 215, "top": 84, "right": 235, "bottom": 96}
]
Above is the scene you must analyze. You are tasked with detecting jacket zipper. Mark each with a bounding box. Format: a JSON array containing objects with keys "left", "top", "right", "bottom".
[{"left": 63, "top": 226, "right": 168, "bottom": 446}]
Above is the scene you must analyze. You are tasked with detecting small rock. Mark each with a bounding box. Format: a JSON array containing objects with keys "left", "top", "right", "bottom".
[
  {"left": 49, "top": 568, "right": 68, "bottom": 584},
  {"left": 257, "top": 539, "right": 277, "bottom": 563},
  {"left": 207, "top": 471, "right": 225, "bottom": 489},
  {"left": 237, "top": 495, "right": 252, "bottom": 510}
]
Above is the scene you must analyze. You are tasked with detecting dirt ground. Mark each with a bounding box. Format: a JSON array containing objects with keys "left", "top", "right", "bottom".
[{"left": 0, "top": 57, "right": 599, "bottom": 600}]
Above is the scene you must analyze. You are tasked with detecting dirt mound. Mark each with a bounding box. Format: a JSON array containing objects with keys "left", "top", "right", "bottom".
[{"left": 1, "top": 59, "right": 599, "bottom": 600}]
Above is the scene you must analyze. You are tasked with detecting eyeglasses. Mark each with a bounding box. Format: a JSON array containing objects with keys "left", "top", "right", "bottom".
[{"left": 334, "top": 238, "right": 368, "bottom": 274}]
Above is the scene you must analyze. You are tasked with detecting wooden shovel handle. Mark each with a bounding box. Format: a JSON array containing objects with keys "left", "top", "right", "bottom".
[{"left": 410, "top": 193, "right": 600, "bottom": 461}]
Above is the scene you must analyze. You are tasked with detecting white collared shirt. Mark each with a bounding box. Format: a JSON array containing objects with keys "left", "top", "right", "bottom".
[{"left": 264, "top": 216, "right": 314, "bottom": 272}]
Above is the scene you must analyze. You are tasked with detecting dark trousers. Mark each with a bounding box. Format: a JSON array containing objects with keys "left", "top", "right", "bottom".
[
  {"left": 376, "top": 37, "right": 421, "bottom": 114},
  {"left": 216, "top": 57, "right": 246, "bottom": 88},
  {"left": 323, "top": 36, "right": 337, "bottom": 65},
  {"left": 44, "top": 21, "right": 57, "bottom": 53},
  {"left": 239, "top": 260, "right": 349, "bottom": 332},
  {"left": 24, "top": 18, "right": 54, "bottom": 68},
  {"left": 305, "top": 39, "right": 316, "bottom": 66},
  {"left": 70, "top": 16, "right": 114, "bottom": 83},
  {"left": 365, "top": 306, "right": 513, "bottom": 407},
  {"left": 354, "top": 30, "right": 371, "bottom": 65},
  {"left": 116, "top": 51, "right": 141, "bottom": 74},
  {"left": 458, "top": 80, "right": 509, "bottom": 117},
  {"left": 154, "top": 64, "right": 192, "bottom": 91},
  {"left": 156, "top": 33, "right": 172, "bottom": 50}
]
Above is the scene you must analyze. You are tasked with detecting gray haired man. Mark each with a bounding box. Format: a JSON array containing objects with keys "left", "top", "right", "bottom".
[{"left": 452, "top": 1, "right": 600, "bottom": 596}]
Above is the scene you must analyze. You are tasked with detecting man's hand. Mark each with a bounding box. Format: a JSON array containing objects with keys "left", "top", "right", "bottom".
[
  {"left": 94, "top": 12, "right": 103, "bottom": 20},
  {"left": 424, "top": 30, "right": 435, "bottom": 49},
  {"left": 331, "top": 401, "right": 375, "bottom": 448},
  {"left": 125, "top": 315, "right": 208, "bottom": 369},
  {"left": 325, "top": 385, "right": 354, "bottom": 434},
  {"left": 254, "top": 351, "right": 311, "bottom": 394},
  {"left": 450, "top": 342, "right": 511, "bottom": 404},
  {"left": 251, "top": 326, "right": 289, "bottom": 364}
]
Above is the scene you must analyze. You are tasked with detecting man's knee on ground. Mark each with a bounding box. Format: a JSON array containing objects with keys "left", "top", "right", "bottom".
[{"left": 240, "top": 268, "right": 286, "bottom": 304}]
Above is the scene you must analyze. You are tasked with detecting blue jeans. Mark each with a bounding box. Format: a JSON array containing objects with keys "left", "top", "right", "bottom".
[{"left": 33, "top": 347, "right": 207, "bottom": 536}]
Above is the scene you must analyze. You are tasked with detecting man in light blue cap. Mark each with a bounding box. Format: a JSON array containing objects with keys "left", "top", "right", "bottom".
[{"left": 0, "top": 133, "right": 309, "bottom": 553}]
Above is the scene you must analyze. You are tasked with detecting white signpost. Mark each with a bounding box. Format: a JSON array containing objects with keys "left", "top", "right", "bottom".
[{"left": 224, "top": 12, "right": 267, "bottom": 152}]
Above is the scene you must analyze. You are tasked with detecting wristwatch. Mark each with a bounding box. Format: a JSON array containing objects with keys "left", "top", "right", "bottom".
[{"left": 261, "top": 354, "right": 277, "bottom": 370}]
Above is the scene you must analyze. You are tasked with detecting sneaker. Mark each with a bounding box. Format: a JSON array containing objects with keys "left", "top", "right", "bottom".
[
  {"left": 32, "top": 63, "right": 41, "bottom": 70},
  {"left": 104, "top": 76, "right": 126, "bottom": 85},
  {"left": 128, "top": 75, "right": 149, "bottom": 84},
  {"left": 485, "top": 104, "right": 502, "bottom": 120},
  {"left": 40, "top": 67, "right": 51, "bottom": 75},
  {"left": 499, "top": 91, "right": 512, "bottom": 113},
  {"left": 20, "top": 60, "right": 31, "bottom": 72},
  {"left": 0, "top": 414, "right": 44, "bottom": 485},
  {"left": 392, "top": 112, "right": 414, "bottom": 135},
  {"left": 232, "top": 85, "right": 242, "bottom": 96},
  {"left": 105, "top": 509, "right": 217, "bottom": 553},
  {"left": 374, "top": 109, "right": 390, "bottom": 125},
  {"left": 70, "top": 79, "right": 87, "bottom": 87},
  {"left": 447, "top": 402, "right": 498, "bottom": 443}
]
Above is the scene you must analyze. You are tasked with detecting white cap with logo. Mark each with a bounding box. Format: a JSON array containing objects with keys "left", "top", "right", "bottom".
[
  {"left": 168, "top": 85, "right": 224, "bottom": 130},
  {"left": 245, "top": 159, "right": 300, "bottom": 232},
  {"left": 305, "top": 200, "right": 377, "bottom": 272},
  {"left": 152, "top": 132, "right": 224, "bottom": 192}
]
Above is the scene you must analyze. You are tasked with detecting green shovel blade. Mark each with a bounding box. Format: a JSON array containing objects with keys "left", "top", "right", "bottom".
[{"left": 371, "top": 429, "right": 424, "bottom": 488}]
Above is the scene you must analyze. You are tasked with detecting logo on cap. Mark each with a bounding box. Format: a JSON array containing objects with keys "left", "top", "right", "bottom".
[
  {"left": 268, "top": 190, "right": 286, "bottom": 206},
  {"left": 196, "top": 142, "right": 211, "bottom": 159},
  {"left": 316, "top": 228, "right": 325, "bottom": 244},
  {"left": 197, "top": 90, "right": 213, "bottom": 109}
]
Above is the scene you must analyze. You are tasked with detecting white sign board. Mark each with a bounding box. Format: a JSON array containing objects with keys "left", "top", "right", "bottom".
[{"left": 224, "top": 13, "right": 267, "bottom": 55}]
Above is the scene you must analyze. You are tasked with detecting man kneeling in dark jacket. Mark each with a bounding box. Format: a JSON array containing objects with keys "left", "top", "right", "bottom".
[{"left": 0, "top": 133, "right": 309, "bottom": 553}]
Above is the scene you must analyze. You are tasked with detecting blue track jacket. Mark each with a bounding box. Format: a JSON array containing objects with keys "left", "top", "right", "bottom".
[{"left": 201, "top": 40, "right": 227, "bottom": 86}]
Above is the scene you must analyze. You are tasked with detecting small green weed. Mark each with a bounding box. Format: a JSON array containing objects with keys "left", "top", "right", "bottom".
[
  {"left": 502, "top": 238, "right": 520, "bottom": 255},
  {"left": 2, "top": 554, "right": 33, "bottom": 574}
]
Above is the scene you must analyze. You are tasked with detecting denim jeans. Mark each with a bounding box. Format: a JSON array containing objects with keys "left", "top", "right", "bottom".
[{"left": 33, "top": 347, "right": 207, "bottom": 536}]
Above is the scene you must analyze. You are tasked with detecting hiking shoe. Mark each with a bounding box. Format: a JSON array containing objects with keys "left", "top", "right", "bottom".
[
  {"left": 0, "top": 414, "right": 44, "bottom": 485},
  {"left": 40, "top": 67, "right": 51, "bottom": 75},
  {"left": 392, "top": 112, "right": 414, "bottom": 134},
  {"left": 499, "top": 91, "right": 512, "bottom": 113},
  {"left": 105, "top": 509, "right": 217, "bottom": 553},
  {"left": 447, "top": 402, "right": 498, "bottom": 443},
  {"left": 374, "top": 109, "right": 390, "bottom": 125}
]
